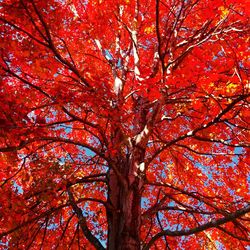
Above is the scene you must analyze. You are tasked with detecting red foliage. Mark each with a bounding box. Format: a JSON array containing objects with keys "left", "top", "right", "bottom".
[{"left": 0, "top": 0, "right": 249, "bottom": 249}]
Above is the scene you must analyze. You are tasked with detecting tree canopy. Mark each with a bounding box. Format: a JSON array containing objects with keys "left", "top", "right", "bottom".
[{"left": 0, "top": 0, "right": 249, "bottom": 249}]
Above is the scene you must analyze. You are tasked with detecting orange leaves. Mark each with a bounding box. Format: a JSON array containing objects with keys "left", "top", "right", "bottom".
[
  {"left": 218, "top": 6, "right": 230, "bottom": 19},
  {"left": 144, "top": 25, "right": 155, "bottom": 35}
]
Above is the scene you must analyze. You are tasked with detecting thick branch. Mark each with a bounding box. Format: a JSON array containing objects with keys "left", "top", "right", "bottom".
[
  {"left": 143, "top": 205, "right": 250, "bottom": 250},
  {"left": 67, "top": 189, "right": 105, "bottom": 250}
]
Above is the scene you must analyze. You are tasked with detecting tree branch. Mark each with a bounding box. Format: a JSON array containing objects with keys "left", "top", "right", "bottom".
[
  {"left": 67, "top": 189, "right": 105, "bottom": 250},
  {"left": 143, "top": 205, "right": 250, "bottom": 250}
]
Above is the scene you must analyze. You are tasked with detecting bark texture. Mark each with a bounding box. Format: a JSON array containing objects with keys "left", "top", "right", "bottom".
[{"left": 107, "top": 153, "right": 144, "bottom": 250}]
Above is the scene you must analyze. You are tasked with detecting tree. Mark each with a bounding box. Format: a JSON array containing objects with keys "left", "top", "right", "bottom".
[{"left": 0, "top": 0, "right": 249, "bottom": 249}]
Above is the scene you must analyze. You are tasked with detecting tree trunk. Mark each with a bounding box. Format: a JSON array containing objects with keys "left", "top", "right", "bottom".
[{"left": 107, "top": 164, "right": 143, "bottom": 250}]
